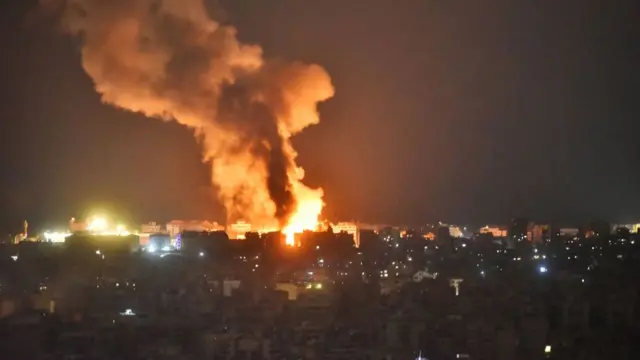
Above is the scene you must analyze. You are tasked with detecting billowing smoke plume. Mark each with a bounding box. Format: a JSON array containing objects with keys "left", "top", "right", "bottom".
[{"left": 45, "top": 0, "right": 334, "bottom": 229}]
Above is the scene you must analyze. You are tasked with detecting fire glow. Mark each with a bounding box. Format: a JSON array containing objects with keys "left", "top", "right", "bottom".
[
  {"left": 281, "top": 173, "right": 325, "bottom": 245},
  {"left": 47, "top": 0, "right": 334, "bottom": 242}
]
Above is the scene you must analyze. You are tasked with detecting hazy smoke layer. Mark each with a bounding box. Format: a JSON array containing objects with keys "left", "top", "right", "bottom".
[{"left": 47, "top": 0, "right": 334, "bottom": 228}]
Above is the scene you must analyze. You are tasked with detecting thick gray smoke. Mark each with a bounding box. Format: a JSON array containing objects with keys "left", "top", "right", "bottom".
[{"left": 42, "top": 0, "right": 334, "bottom": 229}]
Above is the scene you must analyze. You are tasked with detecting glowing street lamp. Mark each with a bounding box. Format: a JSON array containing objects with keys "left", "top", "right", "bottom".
[{"left": 449, "top": 278, "right": 463, "bottom": 296}]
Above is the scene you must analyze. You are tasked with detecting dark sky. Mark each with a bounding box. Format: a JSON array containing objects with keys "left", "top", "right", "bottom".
[{"left": 0, "top": 0, "right": 638, "bottom": 231}]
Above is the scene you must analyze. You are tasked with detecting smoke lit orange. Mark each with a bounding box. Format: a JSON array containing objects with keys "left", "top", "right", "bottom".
[{"left": 50, "top": 0, "right": 334, "bottom": 237}]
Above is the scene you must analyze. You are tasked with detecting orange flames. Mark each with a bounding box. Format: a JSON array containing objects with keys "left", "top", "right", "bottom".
[
  {"left": 50, "top": 0, "right": 334, "bottom": 236},
  {"left": 282, "top": 183, "right": 324, "bottom": 245},
  {"left": 279, "top": 146, "right": 324, "bottom": 245}
]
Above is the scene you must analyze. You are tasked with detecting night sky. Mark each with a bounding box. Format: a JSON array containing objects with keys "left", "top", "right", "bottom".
[{"left": 0, "top": 0, "right": 638, "bottom": 231}]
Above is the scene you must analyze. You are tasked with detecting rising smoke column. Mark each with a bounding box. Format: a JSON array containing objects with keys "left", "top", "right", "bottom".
[{"left": 46, "top": 0, "right": 334, "bottom": 229}]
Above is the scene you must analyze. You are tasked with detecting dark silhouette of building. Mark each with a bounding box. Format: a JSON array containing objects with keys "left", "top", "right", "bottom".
[
  {"left": 436, "top": 226, "right": 453, "bottom": 252},
  {"left": 509, "top": 217, "right": 529, "bottom": 240}
]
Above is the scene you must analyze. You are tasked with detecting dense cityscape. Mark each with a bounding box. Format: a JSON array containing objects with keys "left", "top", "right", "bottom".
[
  {"left": 0, "top": 216, "right": 639, "bottom": 359},
  {"left": 0, "top": 0, "right": 637, "bottom": 359}
]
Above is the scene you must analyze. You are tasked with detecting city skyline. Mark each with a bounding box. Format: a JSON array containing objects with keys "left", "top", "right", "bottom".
[
  {"left": 0, "top": 0, "right": 638, "bottom": 231},
  {"left": 0, "top": 2, "right": 638, "bottom": 359}
]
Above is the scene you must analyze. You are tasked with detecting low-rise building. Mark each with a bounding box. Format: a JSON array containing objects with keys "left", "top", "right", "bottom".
[{"left": 479, "top": 225, "right": 507, "bottom": 238}]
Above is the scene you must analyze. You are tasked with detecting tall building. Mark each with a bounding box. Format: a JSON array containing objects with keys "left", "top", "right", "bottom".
[
  {"left": 140, "top": 221, "right": 163, "bottom": 234},
  {"left": 509, "top": 217, "right": 529, "bottom": 240},
  {"left": 378, "top": 227, "right": 401, "bottom": 242},
  {"left": 587, "top": 220, "right": 611, "bottom": 236},
  {"left": 331, "top": 222, "right": 360, "bottom": 247},
  {"left": 527, "top": 224, "right": 549, "bottom": 243},
  {"left": 436, "top": 225, "right": 453, "bottom": 252}
]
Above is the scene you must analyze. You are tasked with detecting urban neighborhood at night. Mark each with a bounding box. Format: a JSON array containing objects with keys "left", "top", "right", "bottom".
[
  {"left": 0, "top": 0, "right": 638, "bottom": 359},
  {"left": 1, "top": 216, "right": 640, "bottom": 359}
]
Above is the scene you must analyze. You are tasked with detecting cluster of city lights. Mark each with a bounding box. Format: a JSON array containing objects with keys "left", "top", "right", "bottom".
[
  {"left": 43, "top": 231, "right": 71, "bottom": 243},
  {"left": 305, "top": 282, "right": 323, "bottom": 290},
  {"left": 43, "top": 215, "right": 131, "bottom": 243},
  {"left": 146, "top": 244, "right": 172, "bottom": 253}
]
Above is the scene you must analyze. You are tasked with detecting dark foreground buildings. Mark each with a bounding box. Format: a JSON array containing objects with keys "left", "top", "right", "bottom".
[{"left": 0, "top": 228, "right": 639, "bottom": 359}]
